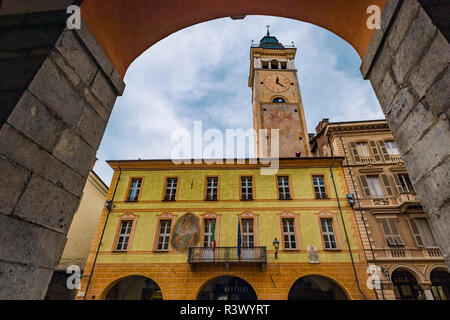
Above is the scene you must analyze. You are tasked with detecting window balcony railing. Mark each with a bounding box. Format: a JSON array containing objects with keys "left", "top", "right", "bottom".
[
  {"left": 388, "top": 154, "right": 403, "bottom": 163},
  {"left": 368, "top": 248, "right": 443, "bottom": 261},
  {"left": 360, "top": 156, "right": 373, "bottom": 164},
  {"left": 188, "top": 246, "right": 267, "bottom": 271}
]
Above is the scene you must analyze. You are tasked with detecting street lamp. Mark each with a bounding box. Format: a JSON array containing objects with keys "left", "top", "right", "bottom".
[{"left": 273, "top": 238, "right": 280, "bottom": 259}]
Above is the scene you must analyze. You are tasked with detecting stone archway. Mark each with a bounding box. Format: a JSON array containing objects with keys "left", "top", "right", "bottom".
[
  {"left": 0, "top": 0, "right": 448, "bottom": 299},
  {"left": 197, "top": 275, "right": 258, "bottom": 300},
  {"left": 430, "top": 268, "right": 450, "bottom": 300},
  {"left": 102, "top": 275, "right": 163, "bottom": 300},
  {"left": 288, "top": 275, "right": 348, "bottom": 300},
  {"left": 391, "top": 269, "right": 425, "bottom": 300}
]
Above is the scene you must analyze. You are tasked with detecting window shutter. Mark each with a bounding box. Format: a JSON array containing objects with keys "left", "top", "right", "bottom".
[
  {"left": 408, "top": 218, "right": 424, "bottom": 247},
  {"left": 369, "top": 140, "right": 382, "bottom": 162},
  {"left": 388, "top": 219, "right": 405, "bottom": 246},
  {"left": 377, "top": 140, "right": 391, "bottom": 161},
  {"left": 380, "top": 219, "right": 396, "bottom": 246},
  {"left": 349, "top": 142, "right": 361, "bottom": 163},
  {"left": 359, "top": 175, "right": 371, "bottom": 197},
  {"left": 392, "top": 173, "right": 405, "bottom": 194},
  {"left": 380, "top": 174, "right": 394, "bottom": 196}
]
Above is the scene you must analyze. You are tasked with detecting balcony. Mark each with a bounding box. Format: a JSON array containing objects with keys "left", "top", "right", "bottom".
[
  {"left": 360, "top": 156, "right": 373, "bottom": 164},
  {"left": 369, "top": 247, "right": 443, "bottom": 261},
  {"left": 188, "top": 246, "right": 267, "bottom": 272},
  {"left": 389, "top": 154, "right": 403, "bottom": 163}
]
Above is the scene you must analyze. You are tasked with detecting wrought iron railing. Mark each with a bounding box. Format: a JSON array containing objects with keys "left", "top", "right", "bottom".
[{"left": 188, "top": 246, "right": 267, "bottom": 264}]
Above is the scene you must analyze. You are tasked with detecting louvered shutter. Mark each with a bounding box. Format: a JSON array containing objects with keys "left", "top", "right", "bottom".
[
  {"left": 359, "top": 175, "right": 371, "bottom": 197},
  {"left": 349, "top": 142, "right": 361, "bottom": 163},
  {"left": 381, "top": 174, "right": 394, "bottom": 196},
  {"left": 408, "top": 218, "right": 424, "bottom": 247},
  {"left": 377, "top": 140, "right": 391, "bottom": 161},
  {"left": 369, "top": 141, "right": 382, "bottom": 162},
  {"left": 380, "top": 219, "right": 396, "bottom": 246},
  {"left": 392, "top": 173, "right": 405, "bottom": 194},
  {"left": 388, "top": 219, "right": 405, "bottom": 246}
]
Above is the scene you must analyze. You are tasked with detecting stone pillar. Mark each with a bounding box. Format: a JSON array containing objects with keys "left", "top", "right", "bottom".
[
  {"left": 361, "top": 0, "right": 450, "bottom": 268},
  {"left": 0, "top": 11, "right": 124, "bottom": 299}
]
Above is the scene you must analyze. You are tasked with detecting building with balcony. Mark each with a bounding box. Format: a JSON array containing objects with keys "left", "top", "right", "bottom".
[
  {"left": 75, "top": 157, "right": 375, "bottom": 300},
  {"left": 311, "top": 119, "right": 449, "bottom": 300}
]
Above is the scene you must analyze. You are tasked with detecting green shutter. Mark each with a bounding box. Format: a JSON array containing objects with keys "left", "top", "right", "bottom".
[
  {"left": 381, "top": 174, "right": 393, "bottom": 196},
  {"left": 369, "top": 140, "right": 382, "bottom": 162},
  {"left": 349, "top": 142, "right": 361, "bottom": 163},
  {"left": 377, "top": 140, "right": 391, "bottom": 161},
  {"left": 408, "top": 218, "right": 424, "bottom": 247},
  {"left": 359, "top": 175, "right": 371, "bottom": 197},
  {"left": 392, "top": 173, "right": 405, "bottom": 194}
]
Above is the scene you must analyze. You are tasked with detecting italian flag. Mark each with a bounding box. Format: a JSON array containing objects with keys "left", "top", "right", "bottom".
[{"left": 211, "top": 221, "right": 216, "bottom": 251}]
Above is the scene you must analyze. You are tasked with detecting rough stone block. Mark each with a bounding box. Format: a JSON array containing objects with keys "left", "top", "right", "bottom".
[
  {"left": 403, "top": 118, "right": 450, "bottom": 183},
  {"left": 0, "top": 124, "right": 85, "bottom": 197},
  {"left": 14, "top": 174, "right": 80, "bottom": 233},
  {"left": 52, "top": 129, "right": 96, "bottom": 178},
  {"left": 28, "top": 59, "right": 85, "bottom": 128},
  {"left": 374, "top": 71, "right": 399, "bottom": 113},
  {"left": 392, "top": 103, "right": 437, "bottom": 155},
  {"left": 368, "top": 43, "right": 394, "bottom": 91},
  {"left": 0, "top": 261, "right": 54, "bottom": 300},
  {"left": 413, "top": 157, "right": 450, "bottom": 215},
  {"left": 393, "top": 8, "right": 436, "bottom": 84},
  {"left": 424, "top": 200, "right": 450, "bottom": 263},
  {"left": 387, "top": 0, "right": 421, "bottom": 52},
  {"left": 0, "top": 157, "right": 28, "bottom": 215},
  {"left": 91, "top": 71, "right": 117, "bottom": 112},
  {"left": 385, "top": 87, "right": 418, "bottom": 134},
  {"left": 425, "top": 66, "right": 450, "bottom": 118},
  {"left": 381, "top": 0, "right": 402, "bottom": 32},
  {"left": 410, "top": 32, "right": 450, "bottom": 98},
  {"left": 0, "top": 213, "right": 66, "bottom": 269},
  {"left": 55, "top": 30, "right": 99, "bottom": 85},
  {"left": 77, "top": 104, "right": 108, "bottom": 150},
  {"left": 0, "top": 25, "right": 65, "bottom": 52},
  {"left": 0, "top": 55, "right": 47, "bottom": 91},
  {"left": 7, "top": 90, "right": 65, "bottom": 152}
]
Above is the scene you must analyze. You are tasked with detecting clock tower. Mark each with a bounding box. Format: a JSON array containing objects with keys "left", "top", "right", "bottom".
[{"left": 249, "top": 29, "right": 310, "bottom": 158}]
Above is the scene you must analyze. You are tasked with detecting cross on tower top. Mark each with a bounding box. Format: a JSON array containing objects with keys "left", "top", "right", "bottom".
[{"left": 266, "top": 25, "right": 270, "bottom": 36}]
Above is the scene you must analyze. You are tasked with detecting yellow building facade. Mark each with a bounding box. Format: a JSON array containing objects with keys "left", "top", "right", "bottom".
[{"left": 77, "top": 158, "right": 374, "bottom": 300}]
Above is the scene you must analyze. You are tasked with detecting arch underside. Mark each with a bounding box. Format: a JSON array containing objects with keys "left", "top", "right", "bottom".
[{"left": 80, "top": 0, "right": 386, "bottom": 77}]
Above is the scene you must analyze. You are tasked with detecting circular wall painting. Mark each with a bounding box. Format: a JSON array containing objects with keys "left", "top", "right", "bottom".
[{"left": 170, "top": 212, "right": 200, "bottom": 251}]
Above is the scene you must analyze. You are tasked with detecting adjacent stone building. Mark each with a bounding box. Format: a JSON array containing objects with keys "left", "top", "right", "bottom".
[{"left": 311, "top": 119, "right": 449, "bottom": 300}]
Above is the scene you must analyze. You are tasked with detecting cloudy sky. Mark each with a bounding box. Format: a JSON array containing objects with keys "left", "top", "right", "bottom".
[{"left": 93, "top": 16, "right": 383, "bottom": 185}]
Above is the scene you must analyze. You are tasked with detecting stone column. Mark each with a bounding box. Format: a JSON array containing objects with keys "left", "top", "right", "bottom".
[
  {"left": 420, "top": 283, "right": 435, "bottom": 300},
  {"left": 361, "top": 0, "right": 450, "bottom": 268},
  {"left": 0, "top": 11, "right": 124, "bottom": 299}
]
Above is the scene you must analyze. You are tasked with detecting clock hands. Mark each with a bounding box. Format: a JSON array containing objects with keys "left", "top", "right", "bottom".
[{"left": 275, "top": 76, "right": 285, "bottom": 88}]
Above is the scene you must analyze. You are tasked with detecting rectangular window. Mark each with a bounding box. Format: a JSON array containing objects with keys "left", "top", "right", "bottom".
[
  {"left": 115, "top": 220, "right": 133, "bottom": 251},
  {"left": 203, "top": 219, "right": 215, "bottom": 247},
  {"left": 321, "top": 218, "right": 338, "bottom": 250},
  {"left": 355, "top": 142, "right": 370, "bottom": 157},
  {"left": 205, "top": 177, "right": 218, "bottom": 200},
  {"left": 367, "top": 175, "right": 385, "bottom": 197},
  {"left": 127, "top": 178, "right": 142, "bottom": 201},
  {"left": 164, "top": 178, "right": 178, "bottom": 201},
  {"left": 277, "top": 176, "right": 291, "bottom": 200},
  {"left": 380, "top": 218, "right": 405, "bottom": 246},
  {"left": 156, "top": 220, "right": 172, "bottom": 251},
  {"left": 241, "top": 219, "right": 254, "bottom": 248},
  {"left": 312, "top": 175, "right": 327, "bottom": 199},
  {"left": 409, "top": 218, "right": 436, "bottom": 247},
  {"left": 241, "top": 177, "right": 253, "bottom": 200},
  {"left": 282, "top": 218, "right": 297, "bottom": 249},
  {"left": 385, "top": 140, "right": 399, "bottom": 155},
  {"left": 398, "top": 174, "right": 414, "bottom": 193}
]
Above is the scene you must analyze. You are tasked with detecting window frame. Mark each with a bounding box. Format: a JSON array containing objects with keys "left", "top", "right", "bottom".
[
  {"left": 316, "top": 212, "right": 342, "bottom": 251},
  {"left": 240, "top": 175, "right": 254, "bottom": 201},
  {"left": 385, "top": 140, "right": 400, "bottom": 156},
  {"left": 366, "top": 175, "right": 385, "bottom": 197},
  {"left": 153, "top": 213, "right": 177, "bottom": 252},
  {"left": 278, "top": 212, "right": 301, "bottom": 251},
  {"left": 310, "top": 174, "right": 329, "bottom": 199},
  {"left": 162, "top": 176, "right": 179, "bottom": 201},
  {"left": 111, "top": 213, "right": 138, "bottom": 252},
  {"left": 204, "top": 176, "right": 220, "bottom": 201},
  {"left": 124, "top": 177, "right": 144, "bottom": 202},
  {"left": 355, "top": 141, "right": 371, "bottom": 157},
  {"left": 200, "top": 213, "right": 220, "bottom": 248},
  {"left": 238, "top": 212, "right": 259, "bottom": 247},
  {"left": 276, "top": 175, "right": 293, "bottom": 200},
  {"left": 378, "top": 217, "right": 405, "bottom": 246}
]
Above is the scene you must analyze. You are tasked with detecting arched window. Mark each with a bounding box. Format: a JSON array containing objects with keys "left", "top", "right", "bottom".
[
  {"left": 272, "top": 97, "right": 286, "bottom": 103},
  {"left": 271, "top": 59, "right": 278, "bottom": 69}
]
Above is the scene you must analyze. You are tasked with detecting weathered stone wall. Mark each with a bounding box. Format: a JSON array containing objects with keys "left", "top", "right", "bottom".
[
  {"left": 361, "top": 0, "right": 450, "bottom": 268},
  {"left": 0, "top": 11, "right": 124, "bottom": 299}
]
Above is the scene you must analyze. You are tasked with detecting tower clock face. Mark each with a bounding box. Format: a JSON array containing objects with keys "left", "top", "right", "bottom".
[{"left": 264, "top": 74, "right": 290, "bottom": 92}]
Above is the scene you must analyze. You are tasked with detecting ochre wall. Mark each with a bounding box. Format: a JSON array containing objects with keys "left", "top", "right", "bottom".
[{"left": 80, "top": 0, "right": 386, "bottom": 77}]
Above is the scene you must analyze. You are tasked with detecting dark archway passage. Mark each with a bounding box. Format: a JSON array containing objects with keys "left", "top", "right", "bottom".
[
  {"left": 430, "top": 269, "right": 450, "bottom": 300},
  {"left": 391, "top": 269, "right": 424, "bottom": 300},
  {"left": 104, "top": 276, "right": 163, "bottom": 300},
  {"left": 0, "top": 0, "right": 448, "bottom": 299},
  {"left": 288, "top": 275, "right": 348, "bottom": 300},
  {"left": 197, "top": 276, "right": 257, "bottom": 300}
]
